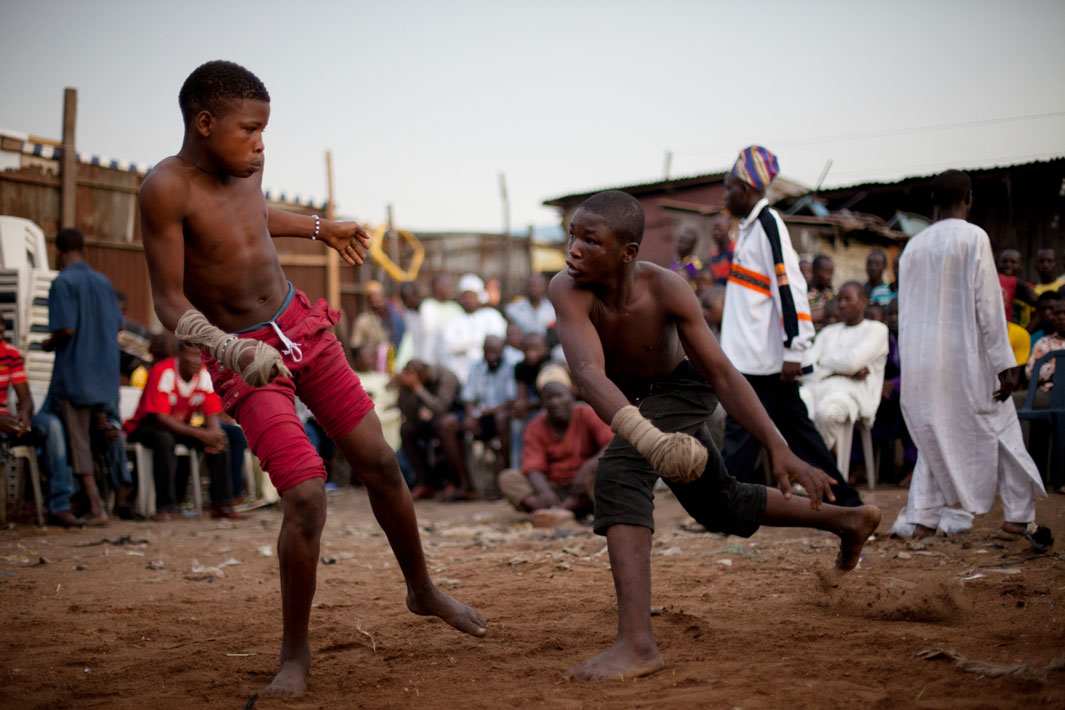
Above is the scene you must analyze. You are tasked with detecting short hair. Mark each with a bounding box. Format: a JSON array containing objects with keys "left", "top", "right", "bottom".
[
  {"left": 577, "top": 190, "right": 645, "bottom": 246},
  {"left": 179, "top": 60, "right": 270, "bottom": 127},
  {"left": 1036, "top": 247, "right": 1056, "bottom": 257},
  {"left": 812, "top": 254, "right": 834, "bottom": 270},
  {"left": 56, "top": 228, "right": 85, "bottom": 253},
  {"left": 1037, "top": 289, "right": 1061, "bottom": 305},
  {"left": 839, "top": 281, "right": 867, "bottom": 298},
  {"left": 931, "top": 169, "right": 971, "bottom": 208},
  {"left": 866, "top": 248, "right": 887, "bottom": 264}
]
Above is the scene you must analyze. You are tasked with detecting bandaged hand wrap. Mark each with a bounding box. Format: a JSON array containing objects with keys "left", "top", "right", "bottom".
[
  {"left": 611, "top": 405, "right": 707, "bottom": 483},
  {"left": 176, "top": 310, "right": 292, "bottom": 387}
]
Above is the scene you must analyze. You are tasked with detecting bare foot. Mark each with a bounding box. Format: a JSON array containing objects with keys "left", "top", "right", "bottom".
[
  {"left": 406, "top": 586, "right": 487, "bottom": 637},
  {"left": 83, "top": 512, "right": 109, "bottom": 527},
  {"left": 1001, "top": 521, "right": 1027, "bottom": 535},
  {"left": 835, "top": 504, "right": 881, "bottom": 571},
  {"left": 410, "top": 485, "right": 436, "bottom": 500},
  {"left": 434, "top": 484, "right": 458, "bottom": 502},
  {"left": 912, "top": 523, "right": 937, "bottom": 539},
  {"left": 262, "top": 656, "right": 310, "bottom": 698},
  {"left": 566, "top": 642, "right": 665, "bottom": 681}
]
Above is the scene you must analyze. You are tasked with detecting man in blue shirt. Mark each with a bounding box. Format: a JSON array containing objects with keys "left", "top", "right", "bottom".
[{"left": 44, "top": 228, "right": 123, "bottom": 525}]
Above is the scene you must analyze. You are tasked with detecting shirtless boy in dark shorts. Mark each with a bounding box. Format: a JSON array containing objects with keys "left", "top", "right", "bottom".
[
  {"left": 550, "top": 190, "right": 881, "bottom": 681},
  {"left": 138, "top": 60, "right": 485, "bottom": 697}
]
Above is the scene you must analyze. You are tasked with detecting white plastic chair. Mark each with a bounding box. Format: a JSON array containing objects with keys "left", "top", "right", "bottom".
[
  {"left": 0, "top": 444, "right": 45, "bottom": 526},
  {"left": 127, "top": 442, "right": 202, "bottom": 518}
]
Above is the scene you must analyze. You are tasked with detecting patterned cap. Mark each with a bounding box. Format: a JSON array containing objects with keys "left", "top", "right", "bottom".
[{"left": 730, "top": 145, "right": 779, "bottom": 192}]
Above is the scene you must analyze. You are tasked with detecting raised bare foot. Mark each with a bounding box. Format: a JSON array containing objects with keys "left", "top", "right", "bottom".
[
  {"left": 835, "top": 504, "right": 881, "bottom": 571},
  {"left": 407, "top": 586, "right": 487, "bottom": 637},
  {"left": 912, "top": 523, "right": 937, "bottom": 539},
  {"left": 566, "top": 642, "right": 664, "bottom": 681},
  {"left": 263, "top": 657, "right": 310, "bottom": 697}
]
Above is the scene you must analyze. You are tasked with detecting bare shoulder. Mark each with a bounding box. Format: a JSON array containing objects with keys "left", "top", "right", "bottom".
[
  {"left": 639, "top": 262, "right": 696, "bottom": 309},
  {"left": 138, "top": 157, "right": 190, "bottom": 217},
  {"left": 548, "top": 271, "right": 593, "bottom": 313}
]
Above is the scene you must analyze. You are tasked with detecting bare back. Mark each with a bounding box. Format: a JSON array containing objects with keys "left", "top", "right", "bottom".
[{"left": 140, "top": 156, "right": 288, "bottom": 332}]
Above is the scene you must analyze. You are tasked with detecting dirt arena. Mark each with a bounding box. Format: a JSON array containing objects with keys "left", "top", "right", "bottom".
[{"left": 1, "top": 485, "right": 1062, "bottom": 710}]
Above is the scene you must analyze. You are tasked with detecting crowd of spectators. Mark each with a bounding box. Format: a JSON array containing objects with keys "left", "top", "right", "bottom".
[
  {"left": 5, "top": 218, "right": 1062, "bottom": 529},
  {"left": 674, "top": 219, "right": 1064, "bottom": 493}
]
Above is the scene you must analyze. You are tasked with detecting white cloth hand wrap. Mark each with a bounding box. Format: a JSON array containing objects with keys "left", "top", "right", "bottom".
[
  {"left": 610, "top": 405, "right": 707, "bottom": 483},
  {"left": 175, "top": 309, "right": 292, "bottom": 387}
]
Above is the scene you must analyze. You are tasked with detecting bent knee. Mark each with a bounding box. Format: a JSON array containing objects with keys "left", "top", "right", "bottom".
[{"left": 281, "top": 480, "right": 327, "bottom": 534}]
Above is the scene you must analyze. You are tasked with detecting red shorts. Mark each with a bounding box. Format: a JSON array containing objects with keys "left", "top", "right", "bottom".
[{"left": 203, "top": 290, "right": 374, "bottom": 492}]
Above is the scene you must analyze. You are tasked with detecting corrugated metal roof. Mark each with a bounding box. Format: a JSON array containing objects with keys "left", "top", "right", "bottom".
[
  {"left": 543, "top": 171, "right": 730, "bottom": 206},
  {"left": 818, "top": 156, "right": 1065, "bottom": 194}
]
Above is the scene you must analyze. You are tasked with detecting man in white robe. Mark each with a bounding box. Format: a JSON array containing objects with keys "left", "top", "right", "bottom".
[
  {"left": 802, "top": 282, "right": 889, "bottom": 453},
  {"left": 437, "top": 274, "right": 507, "bottom": 383},
  {"left": 899, "top": 170, "right": 1046, "bottom": 538}
]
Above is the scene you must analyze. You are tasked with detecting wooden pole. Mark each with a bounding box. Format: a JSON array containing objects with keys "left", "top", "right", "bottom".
[
  {"left": 60, "top": 88, "right": 77, "bottom": 229},
  {"left": 500, "top": 172, "right": 511, "bottom": 295},
  {"left": 324, "top": 150, "right": 340, "bottom": 309},
  {"left": 387, "top": 203, "right": 399, "bottom": 293}
]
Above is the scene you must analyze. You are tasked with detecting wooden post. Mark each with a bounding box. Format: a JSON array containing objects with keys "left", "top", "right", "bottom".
[
  {"left": 500, "top": 172, "right": 511, "bottom": 295},
  {"left": 60, "top": 88, "right": 77, "bottom": 229},
  {"left": 324, "top": 150, "right": 340, "bottom": 309},
  {"left": 526, "top": 225, "right": 535, "bottom": 279},
  {"left": 387, "top": 203, "right": 398, "bottom": 293}
]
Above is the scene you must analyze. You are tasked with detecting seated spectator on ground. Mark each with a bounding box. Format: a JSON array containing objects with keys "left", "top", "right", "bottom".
[
  {"left": 807, "top": 255, "right": 835, "bottom": 329},
  {"left": 707, "top": 214, "right": 734, "bottom": 285},
  {"left": 872, "top": 298, "right": 916, "bottom": 485},
  {"left": 116, "top": 291, "right": 153, "bottom": 381},
  {"left": 438, "top": 274, "right": 507, "bottom": 382},
  {"left": 350, "top": 280, "right": 405, "bottom": 373},
  {"left": 1016, "top": 298, "right": 1065, "bottom": 491},
  {"left": 397, "top": 359, "right": 462, "bottom": 500},
  {"left": 699, "top": 284, "right": 726, "bottom": 341},
  {"left": 801, "top": 283, "right": 889, "bottom": 474},
  {"left": 505, "top": 274, "right": 555, "bottom": 337},
  {"left": 438, "top": 335, "right": 516, "bottom": 501},
  {"left": 497, "top": 364, "right": 613, "bottom": 526},
  {"left": 669, "top": 228, "right": 703, "bottom": 290},
  {"left": 1028, "top": 290, "right": 1061, "bottom": 348},
  {"left": 123, "top": 342, "right": 242, "bottom": 520}
]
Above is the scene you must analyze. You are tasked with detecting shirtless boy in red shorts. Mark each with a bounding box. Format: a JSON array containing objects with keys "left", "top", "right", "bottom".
[{"left": 139, "top": 60, "right": 485, "bottom": 697}]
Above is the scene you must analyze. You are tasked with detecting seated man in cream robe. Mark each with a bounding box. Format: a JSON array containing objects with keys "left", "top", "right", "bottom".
[{"left": 801, "top": 282, "right": 888, "bottom": 456}]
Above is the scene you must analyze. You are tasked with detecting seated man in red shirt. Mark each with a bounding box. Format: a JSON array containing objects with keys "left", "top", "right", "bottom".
[
  {"left": 124, "top": 342, "right": 241, "bottom": 520},
  {"left": 497, "top": 364, "right": 613, "bottom": 525}
]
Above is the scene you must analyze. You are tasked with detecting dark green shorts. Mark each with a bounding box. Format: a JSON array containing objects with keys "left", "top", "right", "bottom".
[{"left": 593, "top": 361, "right": 767, "bottom": 537}]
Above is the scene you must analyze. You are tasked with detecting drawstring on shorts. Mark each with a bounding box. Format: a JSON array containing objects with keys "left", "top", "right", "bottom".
[{"left": 269, "top": 320, "right": 303, "bottom": 363}]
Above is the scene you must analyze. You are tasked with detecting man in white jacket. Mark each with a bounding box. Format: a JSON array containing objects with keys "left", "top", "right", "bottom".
[
  {"left": 802, "top": 282, "right": 889, "bottom": 454},
  {"left": 899, "top": 169, "right": 1046, "bottom": 539},
  {"left": 720, "top": 145, "right": 862, "bottom": 507}
]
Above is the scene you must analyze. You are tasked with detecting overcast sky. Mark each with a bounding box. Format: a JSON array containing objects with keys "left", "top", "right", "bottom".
[{"left": 2, "top": 0, "right": 1063, "bottom": 233}]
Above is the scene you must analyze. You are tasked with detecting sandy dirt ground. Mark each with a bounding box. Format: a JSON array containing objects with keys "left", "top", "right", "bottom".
[{"left": 1, "top": 484, "right": 1063, "bottom": 710}]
